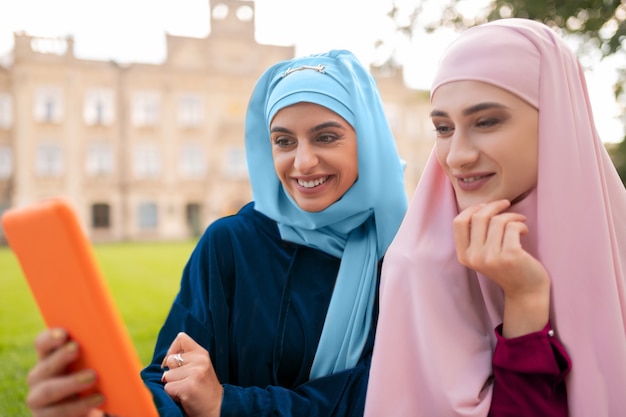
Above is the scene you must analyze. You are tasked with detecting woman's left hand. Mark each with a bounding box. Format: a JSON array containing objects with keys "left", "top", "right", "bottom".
[{"left": 161, "top": 332, "right": 223, "bottom": 417}]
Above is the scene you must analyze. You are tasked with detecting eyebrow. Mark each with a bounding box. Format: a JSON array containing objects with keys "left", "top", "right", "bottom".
[
  {"left": 430, "top": 102, "right": 510, "bottom": 118},
  {"left": 270, "top": 121, "right": 346, "bottom": 134}
]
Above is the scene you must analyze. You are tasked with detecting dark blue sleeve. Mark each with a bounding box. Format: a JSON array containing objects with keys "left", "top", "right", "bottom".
[
  {"left": 141, "top": 219, "right": 233, "bottom": 416},
  {"left": 219, "top": 349, "right": 371, "bottom": 417}
]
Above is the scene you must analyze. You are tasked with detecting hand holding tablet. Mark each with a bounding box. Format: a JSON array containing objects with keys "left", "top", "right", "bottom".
[{"left": 2, "top": 198, "right": 158, "bottom": 417}]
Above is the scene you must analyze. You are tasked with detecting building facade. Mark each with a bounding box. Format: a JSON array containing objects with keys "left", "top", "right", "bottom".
[{"left": 0, "top": 0, "right": 434, "bottom": 242}]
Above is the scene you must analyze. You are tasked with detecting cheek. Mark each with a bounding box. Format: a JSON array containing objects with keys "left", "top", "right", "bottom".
[
  {"left": 502, "top": 142, "right": 537, "bottom": 192},
  {"left": 520, "top": 151, "right": 538, "bottom": 188},
  {"left": 272, "top": 153, "right": 286, "bottom": 185},
  {"left": 271, "top": 152, "right": 288, "bottom": 178},
  {"left": 435, "top": 142, "right": 450, "bottom": 170},
  {"left": 348, "top": 148, "right": 359, "bottom": 180},
  {"left": 517, "top": 127, "right": 539, "bottom": 186}
]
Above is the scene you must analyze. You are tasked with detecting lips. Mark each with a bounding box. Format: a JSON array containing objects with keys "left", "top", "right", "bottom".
[
  {"left": 297, "top": 176, "right": 329, "bottom": 188},
  {"left": 455, "top": 173, "right": 494, "bottom": 191}
]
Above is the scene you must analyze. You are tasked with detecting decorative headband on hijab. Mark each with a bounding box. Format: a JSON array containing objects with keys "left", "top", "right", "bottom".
[{"left": 281, "top": 64, "right": 326, "bottom": 77}]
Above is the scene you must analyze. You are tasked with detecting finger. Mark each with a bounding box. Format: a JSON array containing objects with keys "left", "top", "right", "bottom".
[
  {"left": 34, "top": 328, "right": 69, "bottom": 360},
  {"left": 162, "top": 365, "right": 205, "bottom": 398},
  {"left": 162, "top": 349, "right": 214, "bottom": 384},
  {"left": 163, "top": 376, "right": 184, "bottom": 402},
  {"left": 161, "top": 367, "right": 186, "bottom": 384},
  {"left": 162, "top": 352, "right": 186, "bottom": 370},
  {"left": 484, "top": 212, "right": 527, "bottom": 250},
  {"left": 167, "top": 332, "right": 200, "bottom": 355},
  {"left": 468, "top": 200, "right": 513, "bottom": 246},
  {"left": 162, "top": 332, "right": 203, "bottom": 368},
  {"left": 453, "top": 204, "right": 485, "bottom": 258},
  {"left": 161, "top": 364, "right": 188, "bottom": 386},
  {"left": 29, "top": 392, "right": 104, "bottom": 417},
  {"left": 27, "top": 368, "right": 98, "bottom": 408},
  {"left": 501, "top": 220, "right": 529, "bottom": 252},
  {"left": 27, "top": 341, "right": 81, "bottom": 387}
]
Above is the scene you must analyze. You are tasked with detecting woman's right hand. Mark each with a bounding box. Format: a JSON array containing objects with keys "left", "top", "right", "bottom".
[
  {"left": 452, "top": 199, "right": 551, "bottom": 338},
  {"left": 26, "top": 328, "right": 106, "bottom": 417}
]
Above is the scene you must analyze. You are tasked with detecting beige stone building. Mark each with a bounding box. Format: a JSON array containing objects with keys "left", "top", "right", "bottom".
[{"left": 0, "top": 0, "right": 434, "bottom": 243}]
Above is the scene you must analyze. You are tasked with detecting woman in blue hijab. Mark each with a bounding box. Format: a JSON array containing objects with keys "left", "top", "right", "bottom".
[{"left": 25, "top": 50, "right": 407, "bottom": 417}]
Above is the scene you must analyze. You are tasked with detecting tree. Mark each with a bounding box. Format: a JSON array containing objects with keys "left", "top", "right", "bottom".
[
  {"left": 381, "top": 0, "right": 626, "bottom": 184},
  {"left": 608, "top": 139, "right": 626, "bottom": 182}
]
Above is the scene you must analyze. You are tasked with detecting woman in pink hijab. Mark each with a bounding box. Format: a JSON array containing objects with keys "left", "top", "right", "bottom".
[{"left": 365, "top": 18, "right": 626, "bottom": 417}]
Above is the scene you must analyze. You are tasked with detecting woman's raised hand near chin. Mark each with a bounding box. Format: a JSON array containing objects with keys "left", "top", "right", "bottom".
[
  {"left": 453, "top": 199, "right": 551, "bottom": 338},
  {"left": 26, "top": 328, "right": 105, "bottom": 417}
]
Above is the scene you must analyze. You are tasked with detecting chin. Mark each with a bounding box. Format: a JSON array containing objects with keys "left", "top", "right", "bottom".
[{"left": 295, "top": 201, "right": 328, "bottom": 213}]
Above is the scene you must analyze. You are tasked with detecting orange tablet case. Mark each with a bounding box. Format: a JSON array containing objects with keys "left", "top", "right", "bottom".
[{"left": 2, "top": 198, "right": 158, "bottom": 417}]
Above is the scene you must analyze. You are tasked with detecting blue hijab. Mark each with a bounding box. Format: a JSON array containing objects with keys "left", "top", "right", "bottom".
[{"left": 245, "top": 50, "right": 407, "bottom": 378}]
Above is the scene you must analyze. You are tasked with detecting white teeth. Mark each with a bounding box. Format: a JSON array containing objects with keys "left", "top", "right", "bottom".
[
  {"left": 298, "top": 176, "right": 328, "bottom": 188},
  {"left": 461, "top": 176, "right": 482, "bottom": 183}
]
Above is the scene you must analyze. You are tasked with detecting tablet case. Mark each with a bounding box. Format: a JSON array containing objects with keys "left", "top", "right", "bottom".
[{"left": 2, "top": 198, "right": 158, "bottom": 417}]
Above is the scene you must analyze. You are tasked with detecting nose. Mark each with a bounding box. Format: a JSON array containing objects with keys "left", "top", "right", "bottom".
[
  {"left": 445, "top": 130, "right": 479, "bottom": 169},
  {"left": 293, "top": 141, "right": 319, "bottom": 173}
]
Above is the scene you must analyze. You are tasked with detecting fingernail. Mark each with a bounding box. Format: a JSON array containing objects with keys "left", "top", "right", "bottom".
[
  {"left": 161, "top": 371, "right": 168, "bottom": 383},
  {"left": 75, "top": 369, "right": 96, "bottom": 384},
  {"left": 50, "top": 328, "right": 66, "bottom": 340},
  {"left": 88, "top": 393, "right": 105, "bottom": 406},
  {"left": 64, "top": 341, "right": 78, "bottom": 353},
  {"left": 160, "top": 356, "right": 168, "bottom": 369}
]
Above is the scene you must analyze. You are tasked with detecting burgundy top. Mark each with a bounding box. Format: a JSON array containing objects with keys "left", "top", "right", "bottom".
[{"left": 490, "top": 322, "right": 571, "bottom": 417}]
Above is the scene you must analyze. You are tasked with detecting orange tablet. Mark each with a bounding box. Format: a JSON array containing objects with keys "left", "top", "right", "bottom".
[{"left": 2, "top": 198, "right": 158, "bottom": 417}]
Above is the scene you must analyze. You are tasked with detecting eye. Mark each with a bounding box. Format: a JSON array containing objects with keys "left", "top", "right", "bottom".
[
  {"left": 316, "top": 133, "right": 339, "bottom": 144},
  {"left": 476, "top": 117, "right": 501, "bottom": 128},
  {"left": 432, "top": 122, "right": 454, "bottom": 138},
  {"left": 272, "top": 135, "right": 295, "bottom": 148}
]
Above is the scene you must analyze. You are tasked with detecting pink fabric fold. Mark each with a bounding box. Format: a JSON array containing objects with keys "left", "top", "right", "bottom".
[{"left": 365, "top": 18, "right": 626, "bottom": 417}]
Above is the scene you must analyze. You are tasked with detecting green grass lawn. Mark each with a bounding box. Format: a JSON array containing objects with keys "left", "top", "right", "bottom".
[{"left": 0, "top": 240, "right": 197, "bottom": 416}]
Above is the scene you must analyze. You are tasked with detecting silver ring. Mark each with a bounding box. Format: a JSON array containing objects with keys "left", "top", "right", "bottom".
[{"left": 173, "top": 352, "right": 184, "bottom": 367}]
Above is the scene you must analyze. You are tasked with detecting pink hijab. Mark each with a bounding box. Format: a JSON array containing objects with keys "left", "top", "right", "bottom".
[{"left": 365, "top": 18, "right": 626, "bottom": 417}]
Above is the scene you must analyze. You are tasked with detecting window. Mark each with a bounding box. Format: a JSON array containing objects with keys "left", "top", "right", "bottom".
[
  {"left": 178, "top": 94, "right": 204, "bottom": 127},
  {"left": 133, "top": 143, "right": 161, "bottom": 178},
  {"left": 131, "top": 91, "right": 160, "bottom": 127},
  {"left": 86, "top": 142, "right": 114, "bottom": 176},
  {"left": 179, "top": 143, "right": 205, "bottom": 178},
  {"left": 0, "top": 201, "right": 9, "bottom": 240},
  {"left": 0, "top": 145, "right": 12, "bottom": 178},
  {"left": 30, "top": 37, "right": 68, "bottom": 55},
  {"left": 186, "top": 203, "right": 202, "bottom": 237},
  {"left": 223, "top": 147, "right": 248, "bottom": 179},
  {"left": 36, "top": 143, "right": 64, "bottom": 177},
  {"left": 0, "top": 93, "right": 12, "bottom": 129},
  {"left": 212, "top": 3, "right": 229, "bottom": 19},
  {"left": 138, "top": 202, "right": 158, "bottom": 229},
  {"left": 34, "top": 87, "right": 64, "bottom": 123},
  {"left": 91, "top": 203, "right": 110, "bottom": 228},
  {"left": 84, "top": 88, "right": 115, "bottom": 126}
]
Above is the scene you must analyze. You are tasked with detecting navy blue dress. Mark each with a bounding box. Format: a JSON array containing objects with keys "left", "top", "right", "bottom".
[{"left": 141, "top": 202, "right": 378, "bottom": 416}]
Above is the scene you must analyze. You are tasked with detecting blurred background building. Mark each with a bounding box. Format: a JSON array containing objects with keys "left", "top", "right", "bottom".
[{"left": 0, "top": 0, "right": 434, "bottom": 242}]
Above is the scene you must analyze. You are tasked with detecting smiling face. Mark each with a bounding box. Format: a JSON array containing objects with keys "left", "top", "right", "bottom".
[
  {"left": 270, "top": 102, "right": 358, "bottom": 212},
  {"left": 431, "top": 80, "right": 539, "bottom": 210}
]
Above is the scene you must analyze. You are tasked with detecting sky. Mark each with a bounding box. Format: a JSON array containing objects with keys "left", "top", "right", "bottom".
[{"left": 0, "top": 0, "right": 623, "bottom": 142}]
